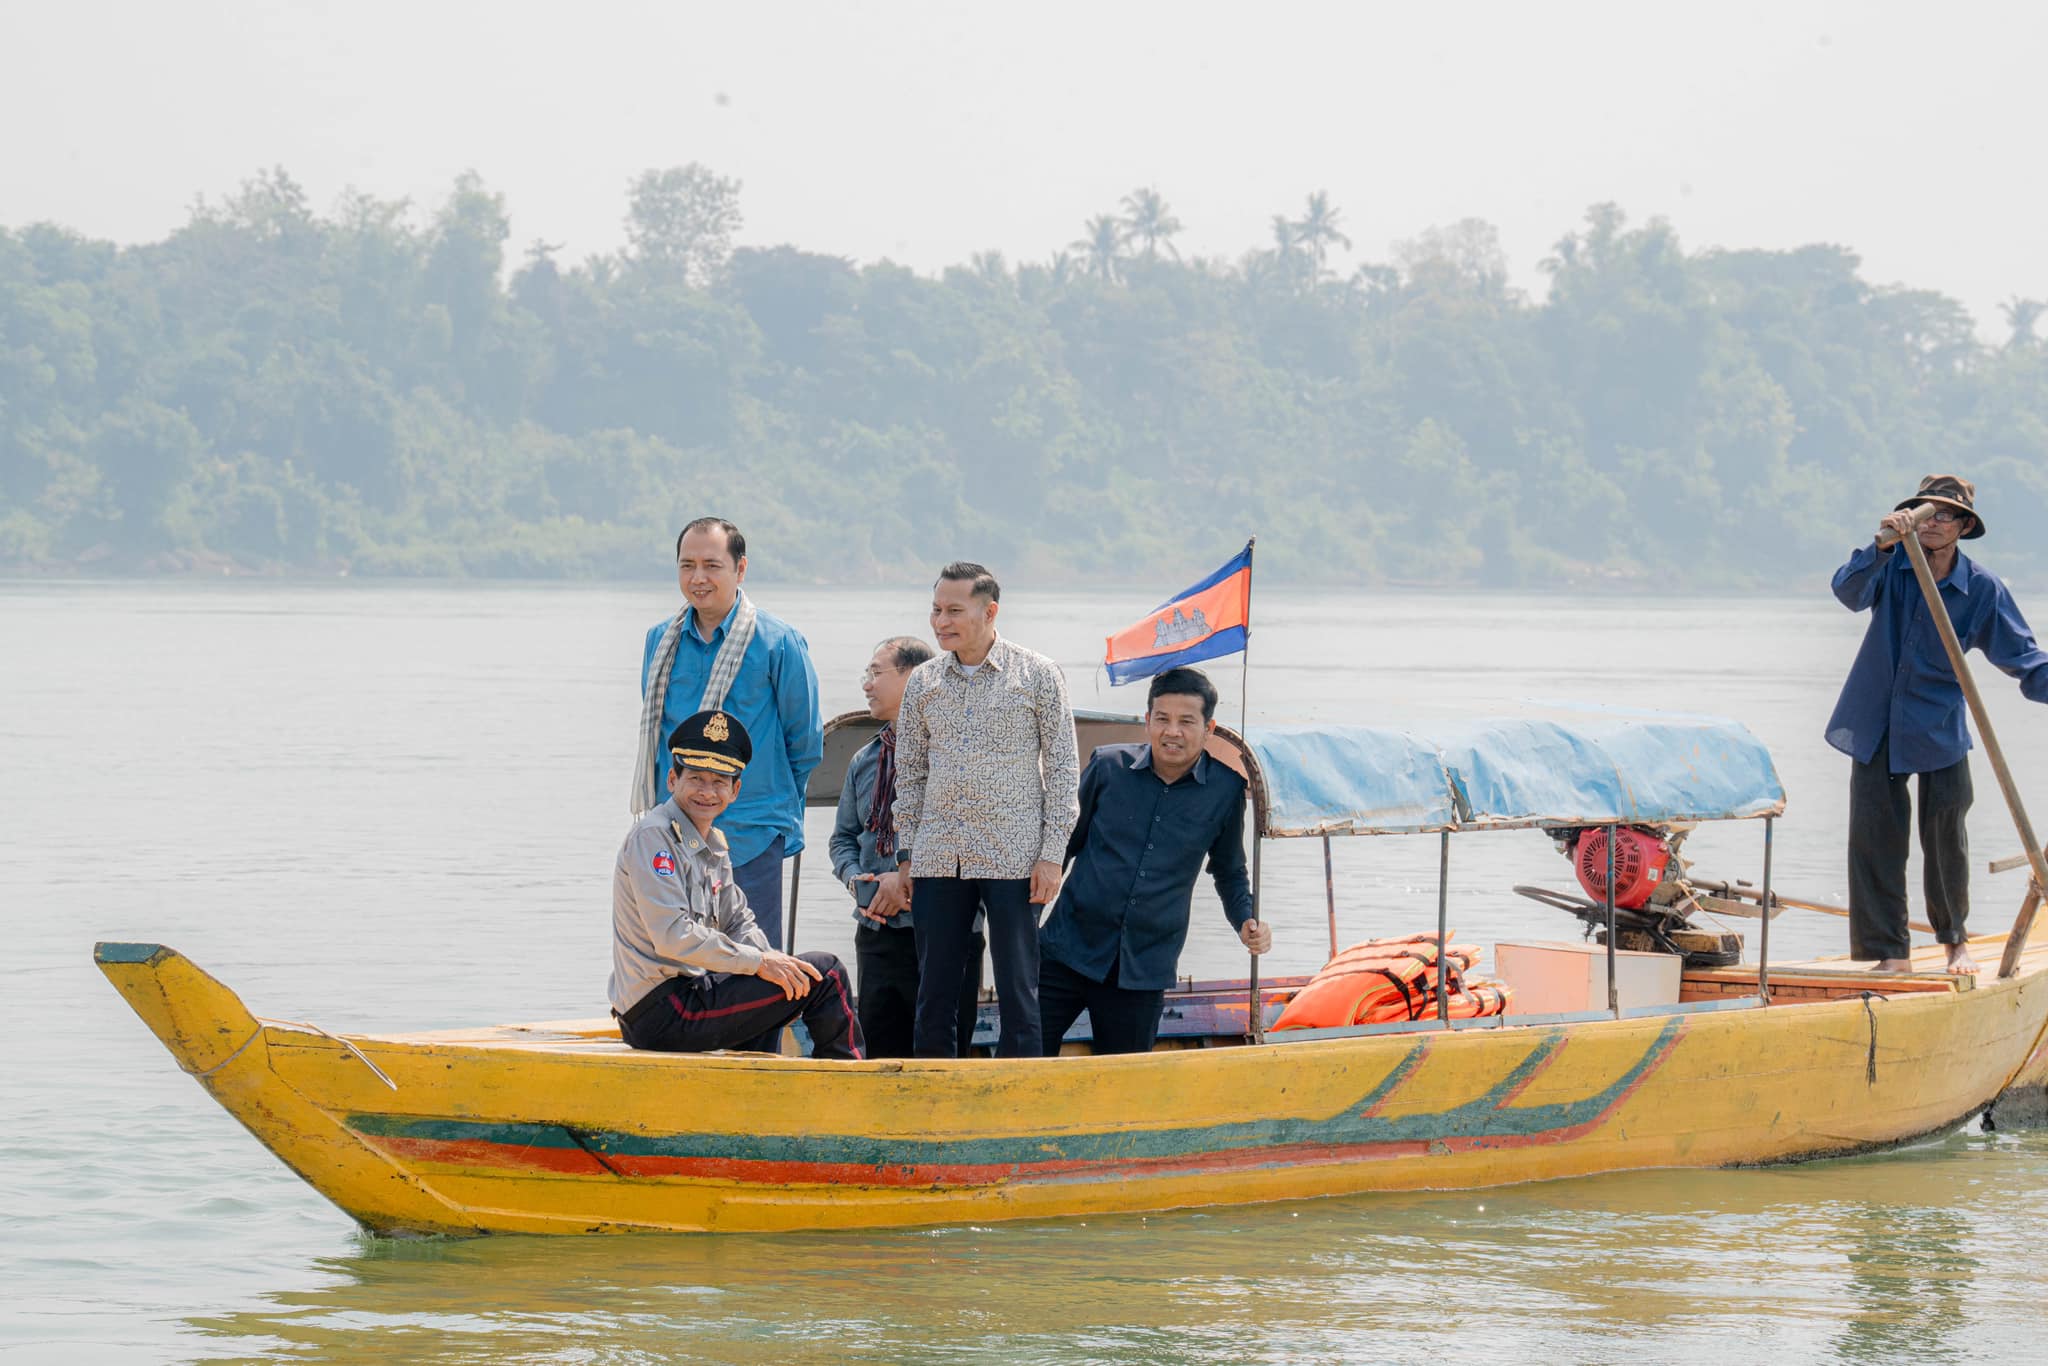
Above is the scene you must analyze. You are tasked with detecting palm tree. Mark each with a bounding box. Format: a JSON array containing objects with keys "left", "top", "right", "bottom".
[
  {"left": 971, "top": 250, "right": 1010, "bottom": 287},
  {"left": 1118, "top": 187, "right": 1183, "bottom": 261},
  {"left": 1262, "top": 214, "right": 1311, "bottom": 291},
  {"left": 1072, "top": 215, "right": 1126, "bottom": 282},
  {"left": 2000, "top": 296, "right": 2045, "bottom": 350},
  {"left": 1291, "top": 190, "right": 1353, "bottom": 275},
  {"left": 1270, "top": 214, "right": 1299, "bottom": 257}
]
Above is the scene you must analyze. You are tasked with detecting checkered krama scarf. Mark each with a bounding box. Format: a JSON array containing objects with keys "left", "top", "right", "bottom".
[{"left": 631, "top": 591, "right": 758, "bottom": 814}]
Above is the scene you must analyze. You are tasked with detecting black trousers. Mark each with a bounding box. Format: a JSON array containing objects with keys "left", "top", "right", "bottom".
[
  {"left": 618, "top": 952, "right": 864, "bottom": 1059},
  {"left": 855, "top": 923, "right": 985, "bottom": 1059},
  {"left": 1038, "top": 954, "right": 1168, "bottom": 1056},
  {"left": 912, "top": 877, "right": 1040, "bottom": 1058},
  {"left": 1848, "top": 735, "right": 1973, "bottom": 960}
]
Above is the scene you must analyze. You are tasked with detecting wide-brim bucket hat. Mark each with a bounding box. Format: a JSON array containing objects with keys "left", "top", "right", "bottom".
[{"left": 1895, "top": 473, "right": 1985, "bottom": 539}]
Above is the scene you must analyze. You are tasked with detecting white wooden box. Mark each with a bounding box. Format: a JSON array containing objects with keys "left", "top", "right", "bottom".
[{"left": 1493, "top": 939, "right": 1682, "bottom": 1016}]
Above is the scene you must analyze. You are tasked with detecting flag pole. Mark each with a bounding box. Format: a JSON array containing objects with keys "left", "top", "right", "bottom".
[{"left": 1240, "top": 537, "right": 1263, "bottom": 1045}]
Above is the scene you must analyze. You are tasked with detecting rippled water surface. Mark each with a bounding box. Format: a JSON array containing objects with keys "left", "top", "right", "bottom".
[{"left": 8, "top": 580, "right": 2048, "bottom": 1363}]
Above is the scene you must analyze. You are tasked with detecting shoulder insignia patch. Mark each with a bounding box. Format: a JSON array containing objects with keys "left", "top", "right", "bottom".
[{"left": 651, "top": 851, "right": 677, "bottom": 878}]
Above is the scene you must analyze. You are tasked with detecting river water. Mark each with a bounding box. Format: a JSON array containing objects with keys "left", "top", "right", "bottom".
[{"left": 6, "top": 580, "right": 2048, "bottom": 1363}]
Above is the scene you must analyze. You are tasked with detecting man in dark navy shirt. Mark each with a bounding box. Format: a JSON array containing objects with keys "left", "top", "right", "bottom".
[
  {"left": 1037, "top": 667, "right": 1270, "bottom": 1054},
  {"left": 1826, "top": 474, "right": 2048, "bottom": 974}
]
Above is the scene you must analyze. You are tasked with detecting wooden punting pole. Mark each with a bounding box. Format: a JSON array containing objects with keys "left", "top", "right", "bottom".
[{"left": 1881, "top": 505, "right": 2048, "bottom": 978}]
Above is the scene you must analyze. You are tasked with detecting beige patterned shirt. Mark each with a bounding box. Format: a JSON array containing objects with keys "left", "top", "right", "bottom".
[{"left": 894, "top": 635, "right": 1080, "bottom": 879}]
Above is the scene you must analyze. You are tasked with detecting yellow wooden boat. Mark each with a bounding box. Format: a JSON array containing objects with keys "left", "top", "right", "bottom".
[{"left": 98, "top": 715, "right": 2048, "bottom": 1236}]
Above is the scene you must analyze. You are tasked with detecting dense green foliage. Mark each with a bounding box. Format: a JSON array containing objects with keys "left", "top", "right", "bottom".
[{"left": 4, "top": 168, "right": 2045, "bottom": 585}]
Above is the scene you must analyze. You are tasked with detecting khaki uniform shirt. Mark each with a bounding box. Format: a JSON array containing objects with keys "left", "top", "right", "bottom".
[
  {"left": 894, "top": 635, "right": 1080, "bottom": 879},
  {"left": 609, "top": 798, "right": 769, "bottom": 1014}
]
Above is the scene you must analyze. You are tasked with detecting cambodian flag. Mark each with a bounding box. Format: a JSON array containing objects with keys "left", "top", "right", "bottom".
[{"left": 1103, "top": 541, "right": 1254, "bottom": 686}]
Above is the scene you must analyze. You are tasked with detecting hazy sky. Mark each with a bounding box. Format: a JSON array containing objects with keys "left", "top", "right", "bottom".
[{"left": 5, "top": 1, "right": 2043, "bottom": 333}]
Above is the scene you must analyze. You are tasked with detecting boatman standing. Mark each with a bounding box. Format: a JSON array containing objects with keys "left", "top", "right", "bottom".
[
  {"left": 610, "top": 710, "right": 863, "bottom": 1058},
  {"left": 1826, "top": 474, "right": 2048, "bottom": 975},
  {"left": 894, "top": 562, "right": 1080, "bottom": 1058},
  {"left": 632, "top": 517, "right": 822, "bottom": 952},
  {"left": 1037, "top": 667, "right": 1271, "bottom": 1054}
]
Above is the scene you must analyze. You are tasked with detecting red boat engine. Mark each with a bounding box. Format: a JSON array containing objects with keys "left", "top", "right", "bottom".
[{"left": 1573, "top": 827, "right": 1672, "bottom": 910}]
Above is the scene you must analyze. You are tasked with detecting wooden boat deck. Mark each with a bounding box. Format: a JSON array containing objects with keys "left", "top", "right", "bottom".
[{"left": 350, "top": 934, "right": 2048, "bottom": 1054}]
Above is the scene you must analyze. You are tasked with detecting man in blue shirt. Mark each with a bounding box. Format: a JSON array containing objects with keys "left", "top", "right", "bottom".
[
  {"left": 1826, "top": 475, "right": 2048, "bottom": 974},
  {"left": 1037, "top": 666, "right": 1272, "bottom": 1054},
  {"left": 634, "top": 517, "right": 822, "bottom": 952}
]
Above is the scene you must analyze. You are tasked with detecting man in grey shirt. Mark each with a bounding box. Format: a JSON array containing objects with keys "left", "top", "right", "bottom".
[
  {"left": 830, "top": 634, "right": 984, "bottom": 1057},
  {"left": 894, "top": 562, "right": 1080, "bottom": 1058},
  {"left": 611, "top": 709, "right": 863, "bottom": 1058}
]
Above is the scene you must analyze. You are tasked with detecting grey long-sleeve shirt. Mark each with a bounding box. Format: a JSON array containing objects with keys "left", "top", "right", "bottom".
[
  {"left": 609, "top": 797, "right": 769, "bottom": 1014},
  {"left": 893, "top": 635, "right": 1080, "bottom": 879}
]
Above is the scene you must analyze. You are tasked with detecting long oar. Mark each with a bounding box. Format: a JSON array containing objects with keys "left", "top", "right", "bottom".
[
  {"left": 1989, "top": 847, "right": 2044, "bottom": 875},
  {"left": 1879, "top": 506, "right": 2048, "bottom": 977},
  {"left": 1690, "top": 879, "right": 1938, "bottom": 937}
]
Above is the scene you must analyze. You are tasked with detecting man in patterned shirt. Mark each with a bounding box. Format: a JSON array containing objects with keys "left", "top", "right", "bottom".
[{"left": 893, "top": 563, "right": 1080, "bottom": 1058}]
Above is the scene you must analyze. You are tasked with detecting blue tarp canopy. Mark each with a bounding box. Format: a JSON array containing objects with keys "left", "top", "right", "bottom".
[
  {"left": 1243, "top": 716, "right": 1785, "bottom": 837},
  {"left": 1239, "top": 726, "right": 1459, "bottom": 836}
]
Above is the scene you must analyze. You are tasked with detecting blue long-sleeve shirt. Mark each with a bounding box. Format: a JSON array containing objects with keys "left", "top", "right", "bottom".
[
  {"left": 640, "top": 603, "right": 822, "bottom": 865},
  {"left": 1825, "top": 542, "right": 2048, "bottom": 774},
  {"left": 1039, "top": 743, "right": 1255, "bottom": 991}
]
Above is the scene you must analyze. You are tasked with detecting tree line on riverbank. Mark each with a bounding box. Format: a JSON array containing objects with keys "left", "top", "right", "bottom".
[{"left": 4, "top": 166, "right": 2045, "bottom": 586}]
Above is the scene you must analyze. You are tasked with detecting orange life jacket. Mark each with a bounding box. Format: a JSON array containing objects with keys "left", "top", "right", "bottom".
[{"left": 1272, "top": 932, "right": 1512, "bottom": 1030}]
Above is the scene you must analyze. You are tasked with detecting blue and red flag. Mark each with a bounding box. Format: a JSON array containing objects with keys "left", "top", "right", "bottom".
[{"left": 1103, "top": 541, "right": 1254, "bottom": 686}]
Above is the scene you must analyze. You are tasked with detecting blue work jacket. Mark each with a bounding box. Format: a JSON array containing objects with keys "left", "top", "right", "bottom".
[
  {"left": 1039, "top": 743, "right": 1255, "bottom": 992},
  {"left": 1825, "top": 542, "right": 2048, "bottom": 774}
]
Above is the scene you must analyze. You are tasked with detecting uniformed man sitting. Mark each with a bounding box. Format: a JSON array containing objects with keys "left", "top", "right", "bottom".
[{"left": 609, "top": 709, "right": 864, "bottom": 1058}]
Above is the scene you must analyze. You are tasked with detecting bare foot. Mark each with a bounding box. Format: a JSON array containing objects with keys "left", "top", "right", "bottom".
[
  {"left": 1943, "top": 944, "right": 1980, "bottom": 976},
  {"left": 1871, "top": 957, "right": 1914, "bottom": 973}
]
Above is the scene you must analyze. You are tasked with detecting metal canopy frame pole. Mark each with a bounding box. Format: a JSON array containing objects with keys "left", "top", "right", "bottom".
[
  {"left": 1436, "top": 831, "right": 1451, "bottom": 1023},
  {"left": 1323, "top": 834, "right": 1338, "bottom": 960},
  {"left": 786, "top": 850, "right": 801, "bottom": 954},
  {"left": 1605, "top": 823, "right": 1620, "bottom": 1018},
  {"left": 1758, "top": 817, "right": 1774, "bottom": 1004},
  {"left": 1241, "top": 536, "right": 1263, "bottom": 1042},
  {"left": 1248, "top": 833, "right": 1265, "bottom": 1044}
]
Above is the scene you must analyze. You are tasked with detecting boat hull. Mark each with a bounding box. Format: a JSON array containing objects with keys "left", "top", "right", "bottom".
[{"left": 98, "top": 942, "right": 2048, "bottom": 1236}]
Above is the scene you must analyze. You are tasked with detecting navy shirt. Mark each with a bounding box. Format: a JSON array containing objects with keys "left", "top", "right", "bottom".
[
  {"left": 1825, "top": 542, "right": 2048, "bottom": 774},
  {"left": 1039, "top": 743, "right": 1255, "bottom": 991}
]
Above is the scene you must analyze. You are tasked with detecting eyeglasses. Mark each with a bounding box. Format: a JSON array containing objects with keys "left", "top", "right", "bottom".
[
  {"left": 861, "top": 666, "right": 905, "bottom": 684},
  {"left": 1929, "top": 509, "right": 1965, "bottom": 524}
]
